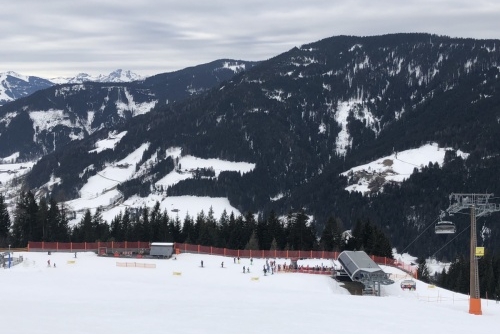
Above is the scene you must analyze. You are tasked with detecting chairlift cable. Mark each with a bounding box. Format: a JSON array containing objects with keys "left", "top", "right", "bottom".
[
  {"left": 430, "top": 225, "right": 470, "bottom": 259},
  {"left": 400, "top": 216, "right": 440, "bottom": 254}
]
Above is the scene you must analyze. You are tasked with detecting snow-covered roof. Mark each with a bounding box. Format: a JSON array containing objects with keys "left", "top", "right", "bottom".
[{"left": 151, "top": 242, "right": 174, "bottom": 246}]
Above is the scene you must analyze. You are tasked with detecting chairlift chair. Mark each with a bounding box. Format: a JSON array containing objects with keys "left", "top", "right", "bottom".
[{"left": 435, "top": 221, "right": 456, "bottom": 234}]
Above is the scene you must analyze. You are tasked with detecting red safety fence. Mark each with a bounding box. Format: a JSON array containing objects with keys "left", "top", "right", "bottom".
[
  {"left": 175, "top": 243, "right": 342, "bottom": 260},
  {"left": 28, "top": 241, "right": 150, "bottom": 252},
  {"left": 27, "top": 241, "right": 417, "bottom": 276}
]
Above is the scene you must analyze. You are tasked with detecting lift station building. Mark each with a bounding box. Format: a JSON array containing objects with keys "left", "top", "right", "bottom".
[{"left": 337, "top": 250, "right": 394, "bottom": 295}]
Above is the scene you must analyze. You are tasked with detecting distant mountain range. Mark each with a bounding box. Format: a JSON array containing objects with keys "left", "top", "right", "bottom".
[
  {"left": 50, "top": 69, "right": 144, "bottom": 84},
  {"left": 0, "top": 59, "right": 259, "bottom": 157},
  {"left": 0, "top": 69, "right": 144, "bottom": 106},
  {"left": 0, "top": 71, "right": 53, "bottom": 106}
]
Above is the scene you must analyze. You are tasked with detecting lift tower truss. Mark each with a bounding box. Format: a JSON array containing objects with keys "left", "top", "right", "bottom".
[{"left": 445, "top": 193, "right": 500, "bottom": 315}]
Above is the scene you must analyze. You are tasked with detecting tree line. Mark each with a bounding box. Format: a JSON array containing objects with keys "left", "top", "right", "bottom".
[
  {"left": 1, "top": 191, "right": 393, "bottom": 259},
  {"left": 417, "top": 253, "right": 500, "bottom": 300}
]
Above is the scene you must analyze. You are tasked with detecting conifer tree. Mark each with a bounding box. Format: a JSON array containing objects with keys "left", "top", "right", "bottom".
[
  {"left": 171, "top": 214, "right": 182, "bottom": 242},
  {"left": 286, "top": 210, "right": 316, "bottom": 250},
  {"left": 160, "top": 210, "right": 173, "bottom": 242},
  {"left": 37, "top": 197, "right": 49, "bottom": 241},
  {"left": 217, "top": 209, "right": 230, "bottom": 247},
  {"left": 181, "top": 213, "right": 195, "bottom": 243},
  {"left": 245, "top": 230, "right": 259, "bottom": 250},
  {"left": 270, "top": 237, "right": 278, "bottom": 251},
  {"left": 56, "top": 205, "right": 71, "bottom": 242},
  {"left": 320, "top": 216, "right": 341, "bottom": 251},
  {"left": 0, "top": 193, "right": 10, "bottom": 246},
  {"left": 256, "top": 214, "right": 269, "bottom": 250},
  {"left": 416, "top": 256, "right": 431, "bottom": 283},
  {"left": 150, "top": 202, "right": 163, "bottom": 240},
  {"left": 74, "top": 209, "right": 93, "bottom": 242},
  {"left": 93, "top": 208, "right": 109, "bottom": 241},
  {"left": 122, "top": 208, "right": 132, "bottom": 241},
  {"left": 11, "top": 191, "right": 39, "bottom": 246},
  {"left": 267, "top": 210, "right": 285, "bottom": 250},
  {"left": 110, "top": 212, "right": 123, "bottom": 241}
]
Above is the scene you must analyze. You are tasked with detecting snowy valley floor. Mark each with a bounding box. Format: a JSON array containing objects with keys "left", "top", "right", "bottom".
[{"left": 2, "top": 251, "right": 500, "bottom": 334}]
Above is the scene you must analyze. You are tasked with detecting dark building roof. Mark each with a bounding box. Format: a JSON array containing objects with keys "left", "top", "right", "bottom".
[{"left": 337, "top": 251, "right": 394, "bottom": 286}]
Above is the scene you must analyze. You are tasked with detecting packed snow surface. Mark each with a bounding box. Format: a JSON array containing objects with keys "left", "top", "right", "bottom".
[{"left": 2, "top": 251, "right": 499, "bottom": 334}]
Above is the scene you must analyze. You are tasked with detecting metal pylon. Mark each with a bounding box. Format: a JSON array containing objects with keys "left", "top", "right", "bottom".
[
  {"left": 470, "top": 206, "right": 480, "bottom": 301},
  {"left": 445, "top": 193, "right": 500, "bottom": 315}
]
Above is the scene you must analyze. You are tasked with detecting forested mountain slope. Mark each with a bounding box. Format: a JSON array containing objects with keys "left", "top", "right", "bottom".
[
  {"left": 0, "top": 60, "right": 257, "bottom": 158},
  {"left": 17, "top": 33, "right": 500, "bottom": 260}
]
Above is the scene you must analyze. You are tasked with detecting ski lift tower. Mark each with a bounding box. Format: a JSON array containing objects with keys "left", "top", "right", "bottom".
[{"left": 445, "top": 193, "right": 500, "bottom": 315}]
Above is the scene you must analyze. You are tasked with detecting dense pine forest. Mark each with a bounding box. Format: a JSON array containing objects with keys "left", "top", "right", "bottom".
[{"left": 1, "top": 191, "right": 391, "bottom": 258}]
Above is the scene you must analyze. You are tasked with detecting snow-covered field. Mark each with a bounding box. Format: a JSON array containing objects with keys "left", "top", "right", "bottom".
[
  {"left": 341, "top": 143, "right": 469, "bottom": 194},
  {"left": 2, "top": 251, "right": 499, "bottom": 334}
]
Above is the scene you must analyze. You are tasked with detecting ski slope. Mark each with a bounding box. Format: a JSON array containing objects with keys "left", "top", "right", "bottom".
[{"left": 2, "top": 251, "right": 499, "bottom": 333}]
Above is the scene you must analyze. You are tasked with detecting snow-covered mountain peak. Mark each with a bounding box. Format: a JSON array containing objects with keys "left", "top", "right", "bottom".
[
  {"left": 1, "top": 71, "right": 53, "bottom": 105},
  {"left": 0, "top": 71, "right": 30, "bottom": 82},
  {"left": 50, "top": 69, "right": 144, "bottom": 84},
  {"left": 104, "top": 69, "right": 143, "bottom": 82}
]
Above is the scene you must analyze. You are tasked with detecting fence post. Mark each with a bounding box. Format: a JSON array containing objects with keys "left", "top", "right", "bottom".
[
  {"left": 85, "top": 242, "right": 87, "bottom": 250},
  {"left": 42, "top": 241, "right": 45, "bottom": 250},
  {"left": 310, "top": 250, "right": 313, "bottom": 259},
  {"left": 198, "top": 245, "right": 200, "bottom": 253},
  {"left": 210, "top": 246, "right": 212, "bottom": 255},
  {"left": 70, "top": 242, "right": 72, "bottom": 252},
  {"left": 56, "top": 242, "right": 59, "bottom": 251}
]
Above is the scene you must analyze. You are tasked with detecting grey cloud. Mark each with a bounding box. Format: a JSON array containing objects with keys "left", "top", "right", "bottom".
[{"left": 1, "top": 0, "right": 500, "bottom": 78}]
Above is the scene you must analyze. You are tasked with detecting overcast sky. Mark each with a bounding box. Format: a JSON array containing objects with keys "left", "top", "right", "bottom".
[{"left": 1, "top": 0, "right": 499, "bottom": 78}]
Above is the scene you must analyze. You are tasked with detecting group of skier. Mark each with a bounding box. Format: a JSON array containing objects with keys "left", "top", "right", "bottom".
[
  {"left": 198, "top": 257, "right": 299, "bottom": 277},
  {"left": 263, "top": 259, "right": 276, "bottom": 275},
  {"left": 200, "top": 257, "right": 256, "bottom": 273}
]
